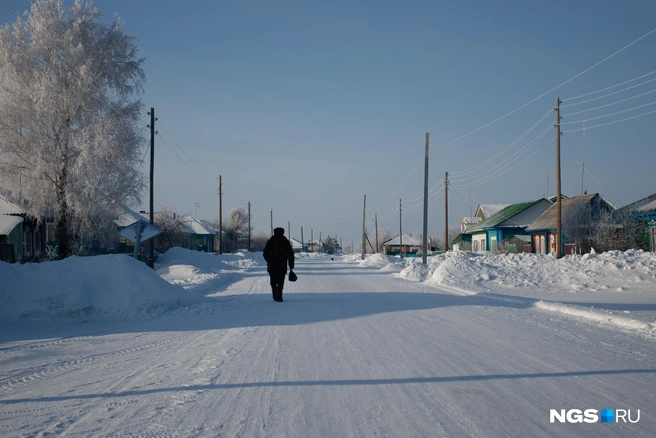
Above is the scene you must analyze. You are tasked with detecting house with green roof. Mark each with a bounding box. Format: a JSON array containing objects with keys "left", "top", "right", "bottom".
[{"left": 468, "top": 198, "right": 552, "bottom": 252}]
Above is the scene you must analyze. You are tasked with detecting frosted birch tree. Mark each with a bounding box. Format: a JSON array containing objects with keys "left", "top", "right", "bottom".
[{"left": 0, "top": 0, "right": 145, "bottom": 258}]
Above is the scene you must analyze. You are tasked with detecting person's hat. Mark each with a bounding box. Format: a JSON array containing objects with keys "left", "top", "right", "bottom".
[{"left": 274, "top": 227, "right": 285, "bottom": 235}]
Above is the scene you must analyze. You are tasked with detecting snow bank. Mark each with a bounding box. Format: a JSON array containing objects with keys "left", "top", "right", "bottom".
[
  {"left": 422, "top": 249, "right": 656, "bottom": 296},
  {"left": 156, "top": 248, "right": 260, "bottom": 293},
  {"left": 0, "top": 254, "right": 205, "bottom": 322},
  {"left": 361, "top": 249, "right": 656, "bottom": 335}
]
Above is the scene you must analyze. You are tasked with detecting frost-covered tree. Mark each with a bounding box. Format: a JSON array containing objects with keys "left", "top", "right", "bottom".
[
  {"left": 0, "top": 0, "right": 145, "bottom": 258},
  {"left": 223, "top": 206, "right": 249, "bottom": 252}
]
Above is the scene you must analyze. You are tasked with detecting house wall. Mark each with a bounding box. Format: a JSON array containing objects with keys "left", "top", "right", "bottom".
[{"left": 472, "top": 232, "right": 486, "bottom": 252}]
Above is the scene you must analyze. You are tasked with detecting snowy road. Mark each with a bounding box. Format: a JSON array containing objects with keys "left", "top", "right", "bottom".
[{"left": 1, "top": 256, "right": 655, "bottom": 437}]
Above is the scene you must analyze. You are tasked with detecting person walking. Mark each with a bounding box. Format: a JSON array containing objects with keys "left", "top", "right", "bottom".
[{"left": 263, "top": 227, "right": 295, "bottom": 302}]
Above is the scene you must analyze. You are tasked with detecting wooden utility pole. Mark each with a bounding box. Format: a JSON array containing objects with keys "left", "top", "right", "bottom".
[
  {"left": 374, "top": 213, "right": 379, "bottom": 253},
  {"left": 555, "top": 98, "right": 562, "bottom": 258},
  {"left": 288, "top": 221, "right": 291, "bottom": 241},
  {"left": 218, "top": 175, "right": 223, "bottom": 254},
  {"left": 444, "top": 172, "right": 449, "bottom": 252},
  {"left": 311, "top": 229, "right": 314, "bottom": 252},
  {"left": 399, "top": 198, "right": 403, "bottom": 258},
  {"left": 148, "top": 107, "right": 155, "bottom": 268},
  {"left": 361, "top": 194, "right": 366, "bottom": 260},
  {"left": 270, "top": 209, "right": 273, "bottom": 236},
  {"left": 422, "top": 133, "right": 430, "bottom": 264},
  {"left": 301, "top": 227, "right": 304, "bottom": 252},
  {"left": 248, "top": 201, "right": 251, "bottom": 251}
]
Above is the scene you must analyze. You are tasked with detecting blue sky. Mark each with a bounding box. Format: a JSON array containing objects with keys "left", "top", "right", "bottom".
[{"left": 3, "top": 0, "right": 656, "bottom": 250}]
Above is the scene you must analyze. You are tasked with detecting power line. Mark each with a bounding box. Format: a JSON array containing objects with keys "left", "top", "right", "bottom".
[
  {"left": 438, "top": 26, "right": 656, "bottom": 149},
  {"left": 560, "top": 82, "right": 656, "bottom": 109},
  {"left": 157, "top": 119, "right": 217, "bottom": 182},
  {"left": 561, "top": 108, "right": 656, "bottom": 133},
  {"left": 562, "top": 69, "right": 656, "bottom": 102},
  {"left": 449, "top": 108, "right": 553, "bottom": 180},
  {"left": 560, "top": 100, "right": 656, "bottom": 125}
]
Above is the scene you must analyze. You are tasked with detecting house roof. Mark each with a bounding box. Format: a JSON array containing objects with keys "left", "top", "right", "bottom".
[
  {"left": 526, "top": 193, "right": 612, "bottom": 231},
  {"left": 618, "top": 193, "right": 656, "bottom": 214},
  {"left": 0, "top": 215, "right": 23, "bottom": 235},
  {"left": 289, "top": 237, "right": 304, "bottom": 249},
  {"left": 0, "top": 195, "right": 26, "bottom": 216},
  {"left": 476, "top": 204, "right": 509, "bottom": 219},
  {"left": 180, "top": 216, "right": 216, "bottom": 235},
  {"left": 382, "top": 234, "right": 422, "bottom": 246},
  {"left": 470, "top": 199, "right": 544, "bottom": 232},
  {"left": 461, "top": 217, "right": 482, "bottom": 225}
]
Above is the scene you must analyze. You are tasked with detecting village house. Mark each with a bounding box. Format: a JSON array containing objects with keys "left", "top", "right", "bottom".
[
  {"left": 526, "top": 193, "right": 615, "bottom": 254},
  {"left": 468, "top": 198, "right": 552, "bottom": 252},
  {"left": 382, "top": 234, "right": 423, "bottom": 257},
  {"left": 0, "top": 194, "right": 47, "bottom": 263}
]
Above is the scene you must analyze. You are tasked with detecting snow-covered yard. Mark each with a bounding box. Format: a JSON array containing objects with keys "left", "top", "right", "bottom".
[{"left": 1, "top": 248, "right": 654, "bottom": 437}]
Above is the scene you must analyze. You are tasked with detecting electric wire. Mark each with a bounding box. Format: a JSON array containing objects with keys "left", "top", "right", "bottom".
[
  {"left": 157, "top": 119, "right": 217, "bottom": 182},
  {"left": 448, "top": 109, "right": 553, "bottom": 180},
  {"left": 561, "top": 108, "right": 656, "bottom": 133},
  {"left": 560, "top": 100, "right": 656, "bottom": 125},
  {"left": 438, "top": 26, "right": 656, "bottom": 149},
  {"left": 157, "top": 134, "right": 215, "bottom": 190},
  {"left": 560, "top": 83, "right": 656, "bottom": 109},
  {"left": 562, "top": 69, "right": 656, "bottom": 102}
]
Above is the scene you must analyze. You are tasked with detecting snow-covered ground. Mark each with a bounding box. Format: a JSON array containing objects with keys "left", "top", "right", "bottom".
[{"left": 1, "top": 248, "right": 654, "bottom": 437}]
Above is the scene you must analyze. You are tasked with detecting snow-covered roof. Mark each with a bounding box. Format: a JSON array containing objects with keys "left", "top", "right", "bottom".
[
  {"left": 382, "top": 234, "right": 422, "bottom": 246},
  {"left": 0, "top": 215, "right": 23, "bottom": 235},
  {"left": 289, "top": 237, "right": 303, "bottom": 249},
  {"left": 0, "top": 195, "right": 26, "bottom": 216},
  {"left": 462, "top": 217, "right": 482, "bottom": 225},
  {"left": 180, "top": 216, "right": 216, "bottom": 235},
  {"left": 619, "top": 193, "right": 656, "bottom": 214},
  {"left": 476, "top": 204, "right": 509, "bottom": 219}
]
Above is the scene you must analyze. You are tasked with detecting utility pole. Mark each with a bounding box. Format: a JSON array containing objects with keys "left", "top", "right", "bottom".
[
  {"left": 311, "top": 229, "right": 314, "bottom": 252},
  {"left": 147, "top": 107, "right": 156, "bottom": 268},
  {"left": 301, "top": 227, "right": 304, "bottom": 252},
  {"left": 361, "top": 194, "right": 366, "bottom": 260},
  {"left": 581, "top": 121, "right": 587, "bottom": 196},
  {"left": 373, "top": 213, "right": 379, "bottom": 253},
  {"left": 288, "top": 221, "right": 291, "bottom": 241},
  {"left": 270, "top": 209, "right": 273, "bottom": 236},
  {"left": 444, "top": 172, "right": 449, "bottom": 252},
  {"left": 399, "top": 198, "right": 403, "bottom": 258},
  {"left": 422, "top": 132, "right": 429, "bottom": 264},
  {"left": 248, "top": 201, "right": 251, "bottom": 251},
  {"left": 555, "top": 98, "right": 562, "bottom": 258},
  {"left": 218, "top": 175, "right": 222, "bottom": 254}
]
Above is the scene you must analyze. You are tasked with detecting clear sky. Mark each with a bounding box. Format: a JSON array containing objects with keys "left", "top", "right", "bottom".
[{"left": 3, "top": 0, "right": 656, "bottom": 250}]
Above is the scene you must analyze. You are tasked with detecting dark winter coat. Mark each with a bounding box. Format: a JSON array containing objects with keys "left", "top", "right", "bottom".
[{"left": 263, "top": 233, "right": 295, "bottom": 274}]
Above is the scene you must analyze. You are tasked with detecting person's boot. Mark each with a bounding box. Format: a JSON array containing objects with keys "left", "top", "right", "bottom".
[
  {"left": 278, "top": 285, "right": 284, "bottom": 302},
  {"left": 271, "top": 285, "right": 277, "bottom": 301}
]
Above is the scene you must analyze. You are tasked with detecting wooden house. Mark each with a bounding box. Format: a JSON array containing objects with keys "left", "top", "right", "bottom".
[
  {"left": 468, "top": 198, "right": 552, "bottom": 252},
  {"left": 617, "top": 193, "right": 656, "bottom": 252},
  {"left": 0, "top": 194, "right": 46, "bottom": 263},
  {"left": 382, "top": 234, "right": 422, "bottom": 256},
  {"left": 526, "top": 193, "right": 615, "bottom": 254}
]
